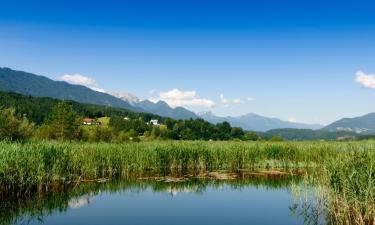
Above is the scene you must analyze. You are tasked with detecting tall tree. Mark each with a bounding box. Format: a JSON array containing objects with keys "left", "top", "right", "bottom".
[{"left": 46, "top": 102, "right": 82, "bottom": 140}]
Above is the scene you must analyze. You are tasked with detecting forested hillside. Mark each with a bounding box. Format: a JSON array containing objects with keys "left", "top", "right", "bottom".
[
  {"left": 0, "top": 67, "right": 140, "bottom": 111},
  {"left": 0, "top": 91, "right": 161, "bottom": 124}
]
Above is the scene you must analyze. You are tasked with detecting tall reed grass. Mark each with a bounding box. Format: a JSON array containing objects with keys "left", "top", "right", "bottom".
[
  {"left": 1, "top": 140, "right": 375, "bottom": 224},
  {"left": 0, "top": 140, "right": 337, "bottom": 193}
]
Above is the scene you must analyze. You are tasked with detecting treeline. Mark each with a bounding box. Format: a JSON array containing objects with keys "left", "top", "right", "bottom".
[
  {"left": 0, "top": 91, "right": 163, "bottom": 124},
  {"left": 0, "top": 92, "right": 262, "bottom": 142},
  {"left": 109, "top": 115, "right": 262, "bottom": 141}
]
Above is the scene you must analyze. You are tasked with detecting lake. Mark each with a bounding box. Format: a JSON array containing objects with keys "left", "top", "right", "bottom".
[{"left": 1, "top": 175, "right": 325, "bottom": 225}]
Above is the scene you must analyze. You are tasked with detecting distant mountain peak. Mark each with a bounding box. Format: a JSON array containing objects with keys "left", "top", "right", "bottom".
[
  {"left": 136, "top": 100, "right": 197, "bottom": 120},
  {"left": 155, "top": 101, "right": 170, "bottom": 107},
  {"left": 241, "top": 112, "right": 260, "bottom": 117},
  {"left": 110, "top": 92, "right": 139, "bottom": 105}
]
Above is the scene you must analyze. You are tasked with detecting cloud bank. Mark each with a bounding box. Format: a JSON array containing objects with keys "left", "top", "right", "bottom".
[
  {"left": 59, "top": 74, "right": 106, "bottom": 92},
  {"left": 150, "top": 88, "right": 215, "bottom": 108}
]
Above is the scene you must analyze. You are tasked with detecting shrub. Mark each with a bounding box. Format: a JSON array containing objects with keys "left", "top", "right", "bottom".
[{"left": 0, "top": 108, "right": 34, "bottom": 141}]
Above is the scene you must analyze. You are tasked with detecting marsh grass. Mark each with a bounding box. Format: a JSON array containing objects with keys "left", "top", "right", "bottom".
[
  {"left": 318, "top": 148, "right": 375, "bottom": 225},
  {"left": 1, "top": 140, "right": 375, "bottom": 224},
  {"left": 0, "top": 140, "right": 333, "bottom": 193}
]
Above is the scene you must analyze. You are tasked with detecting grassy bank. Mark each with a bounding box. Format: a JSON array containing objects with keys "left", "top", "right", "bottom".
[{"left": 1, "top": 140, "right": 375, "bottom": 224}]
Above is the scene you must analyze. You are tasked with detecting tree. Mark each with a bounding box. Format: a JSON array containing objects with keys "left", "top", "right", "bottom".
[
  {"left": 231, "top": 127, "right": 245, "bottom": 139},
  {"left": 215, "top": 122, "right": 232, "bottom": 140},
  {"left": 165, "top": 118, "right": 175, "bottom": 130},
  {"left": 151, "top": 126, "right": 161, "bottom": 138},
  {"left": 270, "top": 135, "right": 283, "bottom": 142},
  {"left": 244, "top": 131, "right": 261, "bottom": 141},
  {"left": 0, "top": 108, "right": 34, "bottom": 140},
  {"left": 45, "top": 102, "right": 81, "bottom": 140}
]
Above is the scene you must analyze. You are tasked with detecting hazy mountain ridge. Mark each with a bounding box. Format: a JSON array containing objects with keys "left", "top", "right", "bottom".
[
  {"left": 322, "top": 113, "right": 375, "bottom": 134},
  {"left": 198, "top": 111, "right": 323, "bottom": 132},
  {"left": 136, "top": 100, "right": 198, "bottom": 120}
]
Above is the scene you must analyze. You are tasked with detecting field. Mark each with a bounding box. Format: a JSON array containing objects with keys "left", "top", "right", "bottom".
[{"left": 0, "top": 140, "right": 375, "bottom": 225}]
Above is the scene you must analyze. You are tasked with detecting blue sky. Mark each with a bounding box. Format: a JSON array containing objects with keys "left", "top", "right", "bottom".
[{"left": 1, "top": 0, "right": 375, "bottom": 125}]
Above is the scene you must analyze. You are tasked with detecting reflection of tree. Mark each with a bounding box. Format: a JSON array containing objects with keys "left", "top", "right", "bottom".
[{"left": 0, "top": 174, "right": 302, "bottom": 225}]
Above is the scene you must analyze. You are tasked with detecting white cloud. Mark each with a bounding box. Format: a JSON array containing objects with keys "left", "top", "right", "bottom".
[
  {"left": 247, "top": 97, "right": 254, "bottom": 101},
  {"left": 59, "top": 74, "right": 106, "bottom": 92},
  {"left": 150, "top": 88, "right": 215, "bottom": 108},
  {"left": 220, "top": 94, "right": 246, "bottom": 106},
  {"left": 288, "top": 117, "right": 297, "bottom": 123},
  {"left": 233, "top": 98, "right": 244, "bottom": 104},
  {"left": 355, "top": 70, "right": 375, "bottom": 89},
  {"left": 220, "top": 94, "right": 229, "bottom": 105}
]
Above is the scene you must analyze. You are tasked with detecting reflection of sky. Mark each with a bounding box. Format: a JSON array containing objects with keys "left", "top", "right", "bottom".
[
  {"left": 165, "top": 186, "right": 199, "bottom": 197},
  {"left": 28, "top": 185, "right": 315, "bottom": 225},
  {"left": 68, "top": 194, "right": 94, "bottom": 209}
]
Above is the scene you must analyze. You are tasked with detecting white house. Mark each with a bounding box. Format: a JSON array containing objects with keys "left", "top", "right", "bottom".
[{"left": 150, "top": 119, "right": 159, "bottom": 126}]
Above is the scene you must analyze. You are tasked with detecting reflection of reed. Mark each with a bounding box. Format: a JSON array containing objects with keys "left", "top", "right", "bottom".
[{"left": 290, "top": 193, "right": 326, "bottom": 225}]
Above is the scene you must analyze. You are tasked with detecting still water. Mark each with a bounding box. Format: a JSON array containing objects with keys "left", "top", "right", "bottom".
[{"left": 2, "top": 176, "right": 325, "bottom": 225}]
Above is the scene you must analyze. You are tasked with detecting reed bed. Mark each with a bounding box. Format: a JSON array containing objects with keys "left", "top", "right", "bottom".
[
  {"left": 1, "top": 140, "right": 375, "bottom": 224},
  {"left": 0, "top": 140, "right": 333, "bottom": 192},
  {"left": 317, "top": 144, "right": 375, "bottom": 225}
]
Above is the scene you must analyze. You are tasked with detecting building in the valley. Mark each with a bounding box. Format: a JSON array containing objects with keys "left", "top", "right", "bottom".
[
  {"left": 83, "top": 118, "right": 100, "bottom": 125},
  {"left": 149, "top": 119, "right": 159, "bottom": 126}
]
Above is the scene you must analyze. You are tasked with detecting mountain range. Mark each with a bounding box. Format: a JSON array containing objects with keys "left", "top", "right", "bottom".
[
  {"left": 198, "top": 111, "right": 322, "bottom": 132},
  {"left": 1, "top": 67, "right": 375, "bottom": 133},
  {"left": 322, "top": 113, "right": 375, "bottom": 134},
  {"left": 0, "top": 67, "right": 195, "bottom": 120},
  {"left": 110, "top": 92, "right": 197, "bottom": 119}
]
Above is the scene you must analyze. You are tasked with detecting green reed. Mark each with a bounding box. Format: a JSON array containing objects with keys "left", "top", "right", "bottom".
[
  {"left": 0, "top": 140, "right": 333, "bottom": 193},
  {"left": 1, "top": 140, "right": 375, "bottom": 224}
]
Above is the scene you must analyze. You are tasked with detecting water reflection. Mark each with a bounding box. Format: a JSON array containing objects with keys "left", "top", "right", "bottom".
[
  {"left": 0, "top": 173, "right": 326, "bottom": 225},
  {"left": 67, "top": 194, "right": 94, "bottom": 209}
]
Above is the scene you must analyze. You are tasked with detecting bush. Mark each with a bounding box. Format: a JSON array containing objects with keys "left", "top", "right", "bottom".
[
  {"left": 0, "top": 108, "right": 34, "bottom": 141},
  {"left": 269, "top": 136, "right": 283, "bottom": 142}
]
